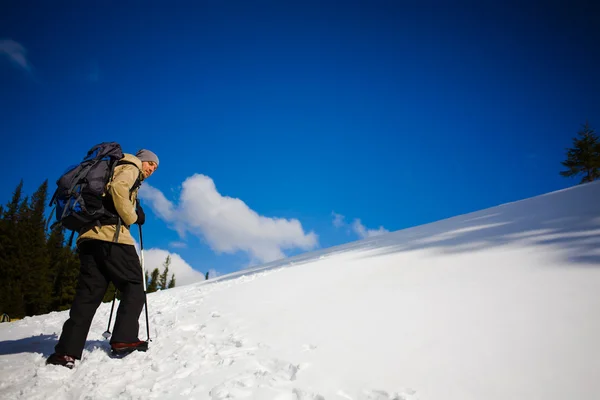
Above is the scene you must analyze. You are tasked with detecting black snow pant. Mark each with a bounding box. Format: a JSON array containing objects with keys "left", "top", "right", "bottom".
[{"left": 55, "top": 239, "right": 146, "bottom": 359}]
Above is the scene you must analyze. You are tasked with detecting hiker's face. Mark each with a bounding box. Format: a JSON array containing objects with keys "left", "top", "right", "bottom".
[{"left": 142, "top": 161, "right": 157, "bottom": 178}]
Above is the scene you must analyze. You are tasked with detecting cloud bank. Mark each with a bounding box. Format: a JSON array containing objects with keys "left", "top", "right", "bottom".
[
  {"left": 142, "top": 248, "right": 205, "bottom": 287},
  {"left": 140, "top": 174, "right": 319, "bottom": 264},
  {"left": 351, "top": 218, "right": 389, "bottom": 238},
  {"left": 0, "top": 39, "right": 31, "bottom": 72},
  {"left": 332, "top": 212, "right": 389, "bottom": 239},
  {"left": 124, "top": 237, "right": 203, "bottom": 287}
]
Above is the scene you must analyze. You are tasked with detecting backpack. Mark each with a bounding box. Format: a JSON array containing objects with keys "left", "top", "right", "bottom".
[{"left": 48, "top": 142, "right": 129, "bottom": 235}]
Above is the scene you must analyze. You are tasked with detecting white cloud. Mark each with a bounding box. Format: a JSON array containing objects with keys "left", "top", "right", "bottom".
[
  {"left": 139, "top": 174, "right": 319, "bottom": 264},
  {"left": 352, "top": 218, "right": 389, "bottom": 239},
  {"left": 140, "top": 184, "right": 176, "bottom": 221},
  {"left": 332, "top": 211, "right": 346, "bottom": 228},
  {"left": 169, "top": 241, "right": 187, "bottom": 249},
  {"left": 332, "top": 211, "right": 388, "bottom": 239},
  {"left": 142, "top": 248, "right": 205, "bottom": 287},
  {"left": 124, "top": 238, "right": 201, "bottom": 286},
  {"left": 0, "top": 39, "right": 31, "bottom": 72}
]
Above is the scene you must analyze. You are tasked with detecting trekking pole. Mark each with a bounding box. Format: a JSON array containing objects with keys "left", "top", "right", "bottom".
[
  {"left": 102, "top": 290, "right": 117, "bottom": 339},
  {"left": 139, "top": 224, "right": 151, "bottom": 341}
]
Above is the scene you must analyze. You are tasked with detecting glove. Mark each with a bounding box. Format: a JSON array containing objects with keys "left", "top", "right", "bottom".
[{"left": 135, "top": 200, "right": 146, "bottom": 225}]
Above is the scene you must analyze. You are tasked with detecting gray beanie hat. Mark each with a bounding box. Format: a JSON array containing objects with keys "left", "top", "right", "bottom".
[{"left": 136, "top": 149, "right": 159, "bottom": 167}]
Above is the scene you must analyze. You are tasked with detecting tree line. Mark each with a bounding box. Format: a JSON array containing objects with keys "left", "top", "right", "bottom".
[{"left": 0, "top": 180, "right": 175, "bottom": 320}]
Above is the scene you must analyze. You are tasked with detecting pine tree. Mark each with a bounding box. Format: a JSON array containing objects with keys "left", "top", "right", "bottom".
[
  {"left": 159, "top": 255, "right": 171, "bottom": 290},
  {"left": 560, "top": 122, "right": 600, "bottom": 184},
  {"left": 21, "top": 181, "right": 52, "bottom": 316},
  {"left": 147, "top": 268, "right": 160, "bottom": 293},
  {"left": 3, "top": 180, "right": 24, "bottom": 222},
  {"left": 1, "top": 180, "right": 85, "bottom": 318},
  {"left": 1, "top": 182, "right": 28, "bottom": 318},
  {"left": 0, "top": 203, "right": 6, "bottom": 315},
  {"left": 168, "top": 274, "right": 176, "bottom": 288},
  {"left": 48, "top": 227, "right": 65, "bottom": 306},
  {"left": 48, "top": 227, "right": 80, "bottom": 310}
]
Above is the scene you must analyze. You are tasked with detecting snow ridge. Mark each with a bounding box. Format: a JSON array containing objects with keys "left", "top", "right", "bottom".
[{"left": 2, "top": 182, "right": 600, "bottom": 400}]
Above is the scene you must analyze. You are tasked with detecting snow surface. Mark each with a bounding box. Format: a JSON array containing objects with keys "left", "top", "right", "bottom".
[{"left": 1, "top": 182, "right": 600, "bottom": 400}]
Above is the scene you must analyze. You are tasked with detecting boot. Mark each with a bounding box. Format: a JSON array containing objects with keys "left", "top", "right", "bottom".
[
  {"left": 46, "top": 353, "right": 76, "bottom": 369},
  {"left": 110, "top": 340, "right": 148, "bottom": 357}
]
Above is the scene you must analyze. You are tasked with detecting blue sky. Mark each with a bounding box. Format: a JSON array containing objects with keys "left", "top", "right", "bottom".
[{"left": 1, "top": 1, "right": 598, "bottom": 276}]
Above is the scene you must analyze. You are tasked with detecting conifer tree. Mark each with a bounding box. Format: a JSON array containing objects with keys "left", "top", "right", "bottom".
[
  {"left": 159, "top": 255, "right": 171, "bottom": 290},
  {"left": 3, "top": 180, "right": 24, "bottom": 223},
  {"left": 21, "top": 181, "right": 51, "bottom": 316},
  {"left": 1, "top": 180, "right": 84, "bottom": 318},
  {"left": 147, "top": 268, "right": 160, "bottom": 293},
  {"left": 9, "top": 191, "right": 29, "bottom": 317},
  {"left": 168, "top": 274, "right": 176, "bottom": 288},
  {"left": 48, "top": 227, "right": 66, "bottom": 305},
  {"left": 0, "top": 203, "right": 6, "bottom": 314},
  {"left": 48, "top": 227, "right": 80, "bottom": 310},
  {"left": 0, "top": 182, "right": 27, "bottom": 318},
  {"left": 560, "top": 122, "right": 600, "bottom": 183}
]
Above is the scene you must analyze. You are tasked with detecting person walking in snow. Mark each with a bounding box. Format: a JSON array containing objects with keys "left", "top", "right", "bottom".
[{"left": 46, "top": 149, "right": 160, "bottom": 369}]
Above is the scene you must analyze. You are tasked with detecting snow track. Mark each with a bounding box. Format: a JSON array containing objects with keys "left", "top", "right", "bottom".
[{"left": 1, "top": 268, "right": 414, "bottom": 400}]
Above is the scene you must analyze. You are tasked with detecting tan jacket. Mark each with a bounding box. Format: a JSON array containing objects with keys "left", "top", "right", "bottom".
[{"left": 77, "top": 153, "right": 144, "bottom": 246}]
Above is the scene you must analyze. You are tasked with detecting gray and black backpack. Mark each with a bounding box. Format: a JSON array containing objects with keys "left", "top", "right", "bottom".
[{"left": 48, "top": 142, "right": 130, "bottom": 235}]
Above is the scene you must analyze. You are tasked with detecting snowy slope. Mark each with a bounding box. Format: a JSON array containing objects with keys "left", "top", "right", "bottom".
[{"left": 1, "top": 182, "right": 600, "bottom": 400}]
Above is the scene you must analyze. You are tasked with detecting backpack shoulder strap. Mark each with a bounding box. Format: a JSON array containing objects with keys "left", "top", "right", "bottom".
[
  {"left": 114, "top": 159, "right": 143, "bottom": 197},
  {"left": 130, "top": 176, "right": 142, "bottom": 195},
  {"left": 115, "top": 159, "right": 141, "bottom": 172}
]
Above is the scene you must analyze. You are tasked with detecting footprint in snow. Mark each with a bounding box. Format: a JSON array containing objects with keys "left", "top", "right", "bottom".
[
  {"left": 358, "top": 388, "right": 418, "bottom": 400},
  {"left": 180, "top": 323, "right": 206, "bottom": 332},
  {"left": 292, "top": 388, "right": 325, "bottom": 400},
  {"left": 257, "top": 358, "right": 300, "bottom": 382},
  {"left": 302, "top": 344, "right": 317, "bottom": 352},
  {"left": 209, "top": 383, "right": 253, "bottom": 399},
  {"left": 209, "top": 358, "right": 304, "bottom": 399}
]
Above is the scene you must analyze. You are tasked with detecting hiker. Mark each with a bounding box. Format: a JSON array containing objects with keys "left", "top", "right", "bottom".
[{"left": 46, "top": 149, "right": 159, "bottom": 369}]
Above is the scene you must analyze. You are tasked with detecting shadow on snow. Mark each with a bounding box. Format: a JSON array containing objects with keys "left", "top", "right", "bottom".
[
  {"left": 0, "top": 334, "right": 106, "bottom": 357},
  {"left": 352, "top": 181, "right": 600, "bottom": 266},
  {"left": 205, "top": 182, "right": 600, "bottom": 287}
]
